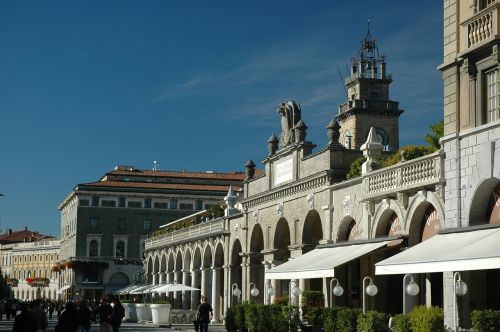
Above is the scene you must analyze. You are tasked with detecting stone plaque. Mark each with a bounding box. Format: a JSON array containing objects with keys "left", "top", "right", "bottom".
[{"left": 274, "top": 156, "right": 293, "bottom": 186}]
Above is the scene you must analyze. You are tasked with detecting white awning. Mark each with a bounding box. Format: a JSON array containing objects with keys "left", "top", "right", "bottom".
[
  {"left": 375, "top": 227, "right": 500, "bottom": 275},
  {"left": 57, "top": 284, "right": 72, "bottom": 293},
  {"left": 265, "top": 240, "right": 391, "bottom": 280}
]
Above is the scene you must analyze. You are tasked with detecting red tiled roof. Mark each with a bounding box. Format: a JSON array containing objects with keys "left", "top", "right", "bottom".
[
  {"left": 78, "top": 181, "right": 242, "bottom": 192},
  {"left": 0, "top": 229, "right": 53, "bottom": 244},
  {"left": 106, "top": 169, "right": 247, "bottom": 181}
]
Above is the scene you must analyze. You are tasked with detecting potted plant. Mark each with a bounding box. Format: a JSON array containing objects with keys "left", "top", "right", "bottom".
[{"left": 150, "top": 299, "right": 172, "bottom": 325}]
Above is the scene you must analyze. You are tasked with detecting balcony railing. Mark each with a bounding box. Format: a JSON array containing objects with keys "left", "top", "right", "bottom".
[
  {"left": 363, "top": 152, "right": 443, "bottom": 199},
  {"left": 145, "top": 218, "right": 225, "bottom": 250},
  {"left": 464, "top": 3, "right": 498, "bottom": 49},
  {"left": 339, "top": 99, "right": 399, "bottom": 113}
]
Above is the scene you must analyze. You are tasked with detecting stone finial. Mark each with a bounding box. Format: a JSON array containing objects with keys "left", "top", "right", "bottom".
[
  {"left": 244, "top": 160, "right": 256, "bottom": 180},
  {"left": 224, "top": 186, "right": 239, "bottom": 217},
  {"left": 360, "top": 127, "right": 384, "bottom": 174},
  {"left": 267, "top": 134, "right": 278, "bottom": 156},
  {"left": 326, "top": 118, "right": 341, "bottom": 146},
  {"left": 294, "top": 120, "right": 307, "bottom": 143}
]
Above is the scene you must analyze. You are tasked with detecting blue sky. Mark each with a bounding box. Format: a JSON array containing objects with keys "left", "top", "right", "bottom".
[{"left": 0, "top": 1, "right": 443, "bottom": 236}]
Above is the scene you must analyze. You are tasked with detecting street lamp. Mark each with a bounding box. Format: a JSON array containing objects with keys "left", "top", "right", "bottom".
[
  {"left": 265, "top": 281, "right": 275, "bottom": 305},
  {"left": 329, "top": 277, "right": 344, "bottom": 307},
  {"left": 362, "top": 276, "right": 378, "bottom": 313},
  {"left": 249, "top": 282, "right": 260, "bottom": 297},
  {"left": 453, "top": 272, "right": 468, "bottom": 330},
  {"left": 288, "top": 280, "right": 301, "bottom": 305},
  {"left": 232, "top": 283, "right": 241, "bottom": 303},
  {"left": 403, "top": 274, "right": 419, "bottom": 314}
]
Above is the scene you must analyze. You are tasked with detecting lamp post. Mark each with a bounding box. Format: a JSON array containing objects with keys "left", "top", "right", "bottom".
[
  {"left": 231, "top": 283, "right": 241, "bottom": 304},
  {"left": 329, "top": 278, "right": 344, "bottom": 307},
  {"left": 403, "top": 274, "right": 419, "bottom": 314},
  {"left": 288, "top": 280, "right": 301, "bottom": 305},
  {"left": 265, "top": 281, "right": 275, "bottom": 305},
  {"left": 249, "top": 282, "right": 260, "bottom": 300},
  {"left": 453, "top": 272, "right": 468, "bottom": 331},
  {"left": 362, "top": 276, "right": 378, "bottom": 313}
]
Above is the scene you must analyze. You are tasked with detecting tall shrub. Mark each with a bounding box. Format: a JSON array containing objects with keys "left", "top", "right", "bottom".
[
  {"left": 225, "top": 306, "right": 237, "bottom": 332},
  {"left": 282, "top": 305, "right": 299, "bottom": 332},
  {"left": 244, "top": 303, "right": 260, "bottom": 332},
  {"left": 408, "top": 305, "right": 444, "bottom": 332},
  {"left": 323, "top": 307, "right": 343, "bottom": 332},
  {"left": 336, "top": 307, "right": 362, "bottom": 332},
  {"left": 234, "top": 303, "right": 249, "bottom": 332},
  {"left": 357, "top": 311, "right": 390, "bottom": 332},
  {"left": 471, "top": 309, "right": 500, "bottom": 331},
  {"left": 392, "top": 314, "right": 411, "bottom": 332}
]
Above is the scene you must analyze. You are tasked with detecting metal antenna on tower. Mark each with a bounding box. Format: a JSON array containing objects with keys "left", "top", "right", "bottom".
[
  {"left": 337, "top": 66, "right": 348, "bottom": 98},
  {"left": 153, "top": 161, "right": 160, "bottom": 171}
]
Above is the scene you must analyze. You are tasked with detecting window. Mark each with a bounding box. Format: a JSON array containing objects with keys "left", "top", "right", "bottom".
[
  {"left": 343, "top": 130, "right": 352, "bottom": 149},
  {"left": 480, "top": 0, "right": 495, "bottom": 10},
  {"left": 153, "top": 202, "right": 168, "bottom": 209},
  {"left": 179, "top": 203, "right": 193, "bottom": 210},
  {"left": 79, "top": 199, "right": 89, "bottom": 207},
  {"left": 144, "top": 198, "right": 152, "bottom": 209},
  {"left": 117, "top": 218, "right": 125, "bottom": 231},
  {"left": 89, "top": 240, "right": 99, "bottom": 257},
  {"left": 90, "top": 218, "right": 99, "bottom": 229},
  {"left": 486, "top": 69, "right": 499, "bottom": 123},
  {"left": 101, "top": 200, "right": 116, "bottom": 207},
  {"left": 196, "top": 199, "right": 203, "bottom": 210},
  {"left": 91, "top": 196, "right": 99, "bottom": 207},
  {"left": 170, "top": 198, "right": 178, "bottom": 209},
  {"left": 128, "top": 201, "right": 142, "bottom": 208},
  {"left": 143, "top": 219, "right": 152, "bottom": 232},
  {"left": 115, "top": 241, "right": 125, "bottom": 259},
  {"left": 119, "top": 196, "right": 126, "bottom": 208}
]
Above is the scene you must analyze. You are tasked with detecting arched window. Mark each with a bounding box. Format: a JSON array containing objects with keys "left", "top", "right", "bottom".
[
  {"left": 89, "top": 240, "right": 99, "bottom": 257},
  {"left": 115, "top": 241, "right": 125, "bottom": 258}
]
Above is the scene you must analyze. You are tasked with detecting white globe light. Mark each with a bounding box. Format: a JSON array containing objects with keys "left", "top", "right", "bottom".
[
  {"left": 267, "top": 286, "right": 276, "bottom": 296},
  {"left": 366, "top": 283, "right": 378, "bottom": 297},
  {"left": 251, "top": 287, "right": 260, "bottom": 297},
  {"left": 455, "top": 280, "right": 468, "bottom": 296},
  {"left": 233, "top": 287, "right": 242, "bottom": 297},
  {"left": 291, "top": 286, "right": 301, "bottom": 297},
  {"left": 333, "top": 284, "right": 344, "bottom": 297},
  {"left": 406, "top": 282, "right": 420, "bottom": 296}
]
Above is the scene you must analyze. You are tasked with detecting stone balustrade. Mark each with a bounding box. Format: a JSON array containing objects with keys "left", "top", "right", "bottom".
[
  {"left": 338, "top": 99, "right": 399, "bottom": 113},
  {"left": 363, "top": 151, "right": 443, "bottom": 199},
  {"left": 145, "top": 219, "right": 225, "bottom": 250},
  {"left": 464, "top": 4, "right": 497, "bottom": 49}
]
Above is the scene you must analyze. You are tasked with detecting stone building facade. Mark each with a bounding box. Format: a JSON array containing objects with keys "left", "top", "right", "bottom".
[
  {"left": 143, "top": 30, "right": 446, "bottom": 323},
  {"left": 58, "top": 166, "right": 245, "bottom": 300},
  {"left": 438, "top": 0, "right": 500, "bottom": 328}
]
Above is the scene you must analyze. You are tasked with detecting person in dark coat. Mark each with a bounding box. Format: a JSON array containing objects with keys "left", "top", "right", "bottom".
[
  {"left": 76, "top": 300, "right": 93, "bottom": 332},
  {"left": 97, "top": 297, "right": 113, "bottom": 332},
  {"left": 13, "top": 302, "right": 37, "bottom": 332},
  {"left": 57, "top": 302, "right": 79, "bottom": 332},
  {"left": 196, "top": 297, "right": 213, "bottom": 332},
  {"left": 110, "top": 298, "right": 125, "bottom": 332}
]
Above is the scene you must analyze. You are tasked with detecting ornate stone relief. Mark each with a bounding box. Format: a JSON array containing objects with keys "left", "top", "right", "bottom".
[
  {"left": 252, "top": 210, "right": 259, "bottom": 223},
  {"left": 397, "top": 192, "right": 409, "bottom": 210},
  {"left": 232, "top": 224, "right": 240, "bottom": 238},
  {"left": 277, "top": 202, "right": 284, "bottom": 218},
  {"left": 342, "top": 196, "right": 351, "bottom": 217},
  {"left": 307, "top": 193, "right": 314, "bottom": 210}
]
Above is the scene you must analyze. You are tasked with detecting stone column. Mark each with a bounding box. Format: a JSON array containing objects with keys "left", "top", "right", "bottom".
[
  {"left": 173, "top": 271, "right": 181, "bottom": 308},
  {"left": 211, "top": 267, "right": 221, "bottom": 322},
  {"left": 152, "top": 272, "right": 159, "bottom": 285},
  {"left": 191, "top": 269, "right": 200, "bottom": 310},
  {"left": 201, "top": 268, "right": 209, "bottom": 301},
  {"left": 182, "top": 270, "right": 190, "bottom": 310},
  {"left": 159, "top": 272, "right": 166, "bottom": 284},
  {"left": 223, "top": 265, "right": 230, "bottom": 310},
  {"left": 299, "top": 278, "right": 307, "bottom": 307},
  {"left": 241, "top": 257, "right": 248, "bottom": 302},
  {"left": 263, "top": 261, "right": 270, "bottom": 305}
]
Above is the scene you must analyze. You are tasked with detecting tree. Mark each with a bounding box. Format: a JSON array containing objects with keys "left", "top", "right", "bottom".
[{"left": 425, "top": 120, "right": 444, "bottom": 152}]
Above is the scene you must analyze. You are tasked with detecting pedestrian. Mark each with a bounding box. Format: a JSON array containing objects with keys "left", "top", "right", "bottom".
[
  {"left": 57, "top": 301, "right": 78, "bottom": 332},
  {"left": 5, "top": 300, "right": 11, "bottom": 320},
  {"left": 110, "top": 298, "right": 125, "bottom": 332},
  {"left": 48, "top": 301, "right": 55, "bottom": 320},
  {"left": 196, "top": 297, "right": 213, "bottom": 332},
  {"left": 76, "top": 300, "right": 93, "bottom": 332},
  {"left": 13, "top": 302, "right": 37, "bottom": 332},
  {"left": 97, "top": 297, "right": 113, "bottom": 332},
  {"left": 30, "top": 299, "right": 49, "bottom": 332}
]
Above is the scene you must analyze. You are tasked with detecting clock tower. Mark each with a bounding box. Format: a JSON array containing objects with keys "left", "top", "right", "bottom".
[{"left": 335, "top": 23, "right": 403, "bottom": 151}]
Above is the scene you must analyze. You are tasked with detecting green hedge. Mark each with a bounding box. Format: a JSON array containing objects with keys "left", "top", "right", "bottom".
[
  {"left": 357, "top": 311, "right": 390, "bottom": 332},
  {"left": 336, "top": 307, "right": 362, "bottom": 332},
  {"left": 323, "top": 306, "right": 343, "bottom": 332},
  {"left": 225, "top": 303, "right": 299, "bottom": 332},
  {"left": 408, "top": 305, "right": 444, "bottom": 332},
  {"left": 392, "top": 314, "right": 411, "bottom": 332},
  {"left": 471, "top": 309, "right": 500, "bottom": 331}
]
